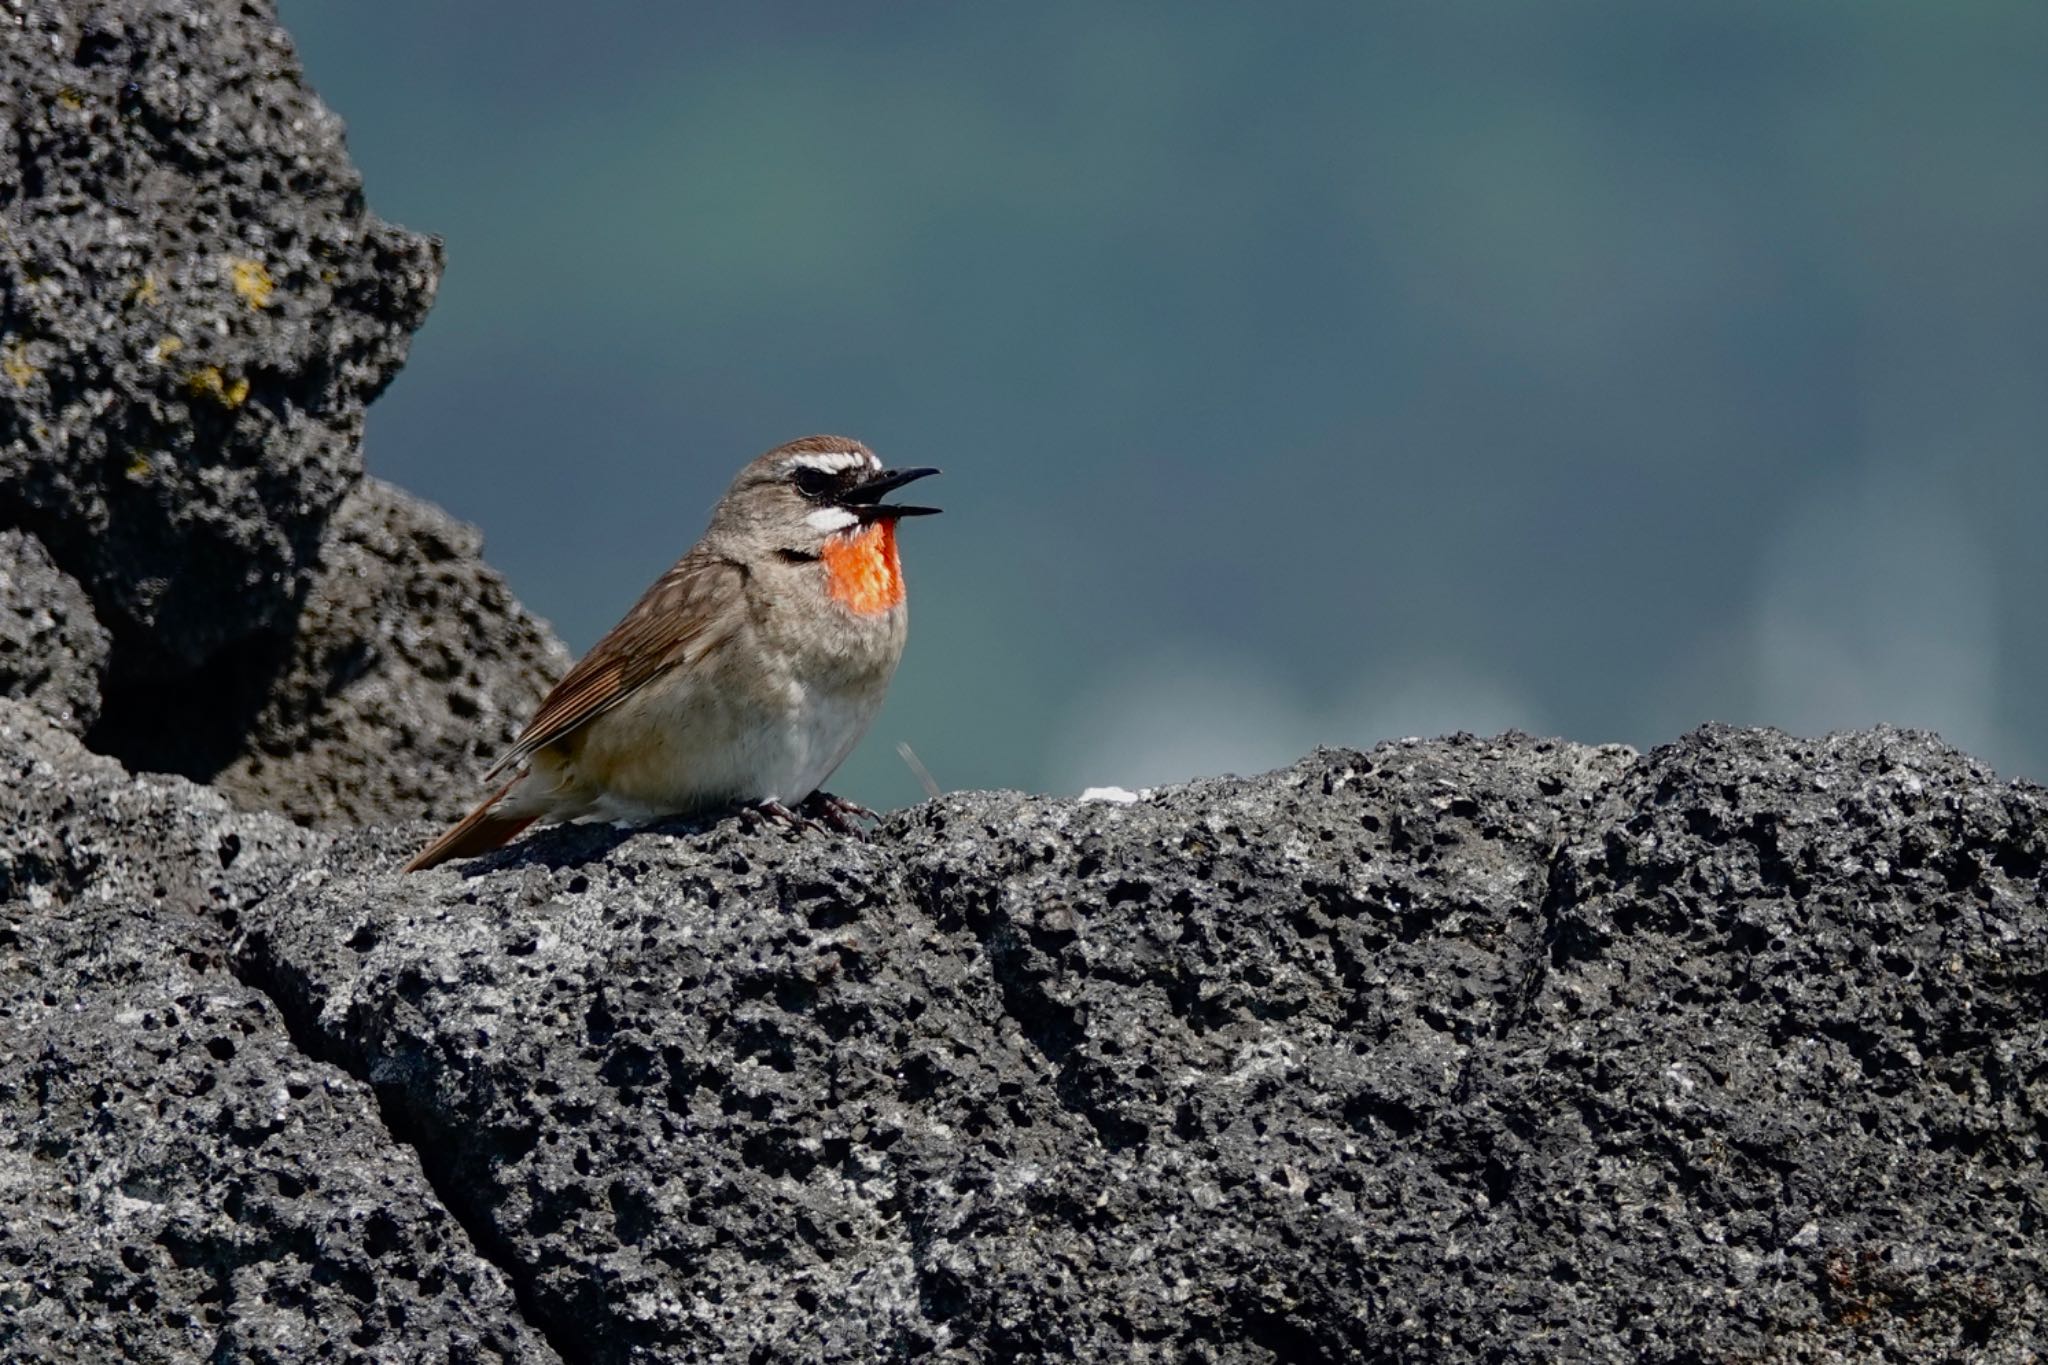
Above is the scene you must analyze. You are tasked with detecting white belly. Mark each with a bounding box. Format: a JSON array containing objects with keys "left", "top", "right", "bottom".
[
  {"left": 558, "top": 669, "right": 887, "bottom": 822},
  {"left": 738, "top": 682, "right": 885, "bottom": 804}
]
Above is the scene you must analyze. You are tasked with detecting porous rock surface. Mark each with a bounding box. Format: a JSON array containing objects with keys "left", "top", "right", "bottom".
[
  {"left": 211, "top": 477, "right": 569, "bottom": 828},
  {"left": 0, "top": 0, "right": 440, "bottom": 673},
  {"left": 0, "top": 699, "right": 557, "bottom": 1363},
  {"left": 233, "top": 726, "right": 2048, "bottom": 1362},
  {"left": 0, "top": 0, "right": 565, "bottom": 821},
  {"left": 4, "top": 3, "right": 2046, "bottom": 1362},
  {"left": 0, "top": 526, "right": 110, "bottom": 734}
]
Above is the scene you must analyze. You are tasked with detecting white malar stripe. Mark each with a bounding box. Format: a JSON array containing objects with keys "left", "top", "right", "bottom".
[
  {"left": 786, "top": 449, "right": 879, "bottom": 475},
  {"left": 805, "top": 506, "right": 861, "bottom": 533}
]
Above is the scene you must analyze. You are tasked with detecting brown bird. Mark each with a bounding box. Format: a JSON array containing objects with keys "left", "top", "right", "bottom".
[{"left": 404, "top": 436, "right": 939, "bottom": 872}]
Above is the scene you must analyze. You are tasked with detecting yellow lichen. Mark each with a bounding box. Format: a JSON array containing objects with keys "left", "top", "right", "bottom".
[
  {"left": 2, "top": 342, "right": 35, "bottom": 389},
  {"left": 227, "top": 257, "right": 275, "bottom": 309},
  {"left": 126, "top": 452, "right": 151, "bottom": 479},
  {"left": 129, "top": 275, "right": 161, "bottom": 306},
  {"left": 56, "top": 88, "right": 84, "bottom": 110},
  {"left": 153, "top": 335, "right": 183, "bottom": 361},
  {"left": 185, "top": 366, "right": 250, "bottom": 408}
]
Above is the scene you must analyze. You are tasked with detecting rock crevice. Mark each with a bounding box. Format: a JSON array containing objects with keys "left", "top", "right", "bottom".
[{"left": 226, "top": 904, "right": 581, "bottom": 1364}]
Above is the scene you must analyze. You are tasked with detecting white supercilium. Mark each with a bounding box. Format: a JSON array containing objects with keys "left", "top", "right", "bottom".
[{"left": 786, "top": 449, "right": 879, "bottom": 475}]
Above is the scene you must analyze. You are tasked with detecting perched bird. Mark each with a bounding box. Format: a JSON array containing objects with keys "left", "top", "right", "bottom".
[{"left": 404, "top": 436, "right": 939, "bottom": 872}]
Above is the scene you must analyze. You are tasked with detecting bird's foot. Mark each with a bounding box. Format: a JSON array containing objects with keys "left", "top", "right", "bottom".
[
  {"left": 800, "top": 791, "right": 880, "bottom": 838},
  {"left": 739, "top": 799, "right": 825, "bottom": 836}
]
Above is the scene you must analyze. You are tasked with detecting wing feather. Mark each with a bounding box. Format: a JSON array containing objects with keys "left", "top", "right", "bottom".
[{"left": 484, "top": 551, "right": 747, "bottom": 780}]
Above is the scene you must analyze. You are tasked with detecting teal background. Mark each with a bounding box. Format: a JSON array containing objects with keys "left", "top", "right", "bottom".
[{"left": 280, "top": 2, "right": 2048, "bottom": 807}]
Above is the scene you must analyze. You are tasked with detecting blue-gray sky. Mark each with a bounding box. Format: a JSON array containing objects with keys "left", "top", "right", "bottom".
[{"left": 281, "top": 1, "right": 2048, "bottom": 805}]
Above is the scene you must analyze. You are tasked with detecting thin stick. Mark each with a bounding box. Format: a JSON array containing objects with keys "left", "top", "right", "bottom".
[{"left": 896, "top": 742, "right": 942, "bottom": 800}]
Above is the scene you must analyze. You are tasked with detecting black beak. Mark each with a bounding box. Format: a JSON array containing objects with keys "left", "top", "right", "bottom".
[{"left": 843, "top": 466, "right": 941, "bottom": 520}]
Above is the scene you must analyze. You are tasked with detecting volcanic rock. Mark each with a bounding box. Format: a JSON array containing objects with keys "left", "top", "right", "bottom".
[
  {"left": 0, "top": 526, "right": 110, "bottom": 734},
  {"left": 0, "top": 699, "right": 558, "bottom": 1363},
  {"left": 233, "top": 728, "right": 2048, "bottom": 1362}
]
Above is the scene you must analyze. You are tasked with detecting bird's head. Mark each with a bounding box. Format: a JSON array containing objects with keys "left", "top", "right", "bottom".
[{"left": 712, "top": 436, "right": 940, "bottom": 613}]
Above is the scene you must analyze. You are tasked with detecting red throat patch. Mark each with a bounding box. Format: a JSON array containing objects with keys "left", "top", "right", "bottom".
[{"left": 822, "top": 521, "right": 905, "bottom": 615}]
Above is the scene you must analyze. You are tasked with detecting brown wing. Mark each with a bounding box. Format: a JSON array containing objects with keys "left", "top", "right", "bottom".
[{"left": 484, "top": 550, "right": 748, "bottom": 780}]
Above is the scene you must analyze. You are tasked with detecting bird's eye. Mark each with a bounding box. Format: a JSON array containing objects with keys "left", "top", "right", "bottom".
[{"left": 789, "top": 467, "right": 836, "bottom": 500}]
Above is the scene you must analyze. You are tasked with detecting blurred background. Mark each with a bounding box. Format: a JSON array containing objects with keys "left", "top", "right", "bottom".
[{"left": 281, "top": 0, "right": 2048, "bottom": 807}]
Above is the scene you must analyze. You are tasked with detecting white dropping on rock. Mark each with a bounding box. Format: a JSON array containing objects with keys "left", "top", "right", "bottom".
[{"left": 1079, "top": 786, "right": 1141, "bottom": 804}]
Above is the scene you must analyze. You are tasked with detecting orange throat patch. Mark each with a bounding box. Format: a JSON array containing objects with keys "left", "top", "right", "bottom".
[{"left": 822, "top": 521, "right": 905, "bottom": 615}]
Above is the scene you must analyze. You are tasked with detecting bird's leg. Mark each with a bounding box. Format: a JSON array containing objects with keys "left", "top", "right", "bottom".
[
  {"left": 800, "top": 791, "right": 880, "bottom": 837},
  {"left": 739, "top": 799, "right": 824, "bottom": 835}
]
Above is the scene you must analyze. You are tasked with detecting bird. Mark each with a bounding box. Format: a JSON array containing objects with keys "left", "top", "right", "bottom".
[{"left": 403, "top": 435, "right": 939, "bottom": 872}]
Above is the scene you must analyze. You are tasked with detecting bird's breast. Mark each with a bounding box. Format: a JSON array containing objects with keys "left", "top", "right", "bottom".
[{"left": 822, "top": 522, "right": 904, "bottom": 615}]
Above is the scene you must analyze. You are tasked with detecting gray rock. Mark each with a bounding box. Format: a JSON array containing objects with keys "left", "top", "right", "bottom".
[
  {"left": 0, "top": 527, "right": 110, "bottom": 733},
  {"left": 1527, "top": 725, "right": 2048, "bottom": 1362},
  {"left": 6, "top": 8, "right": 2044, "bottom": 1362},
  {"left": 0, "top": 700, "right": 559, "bottom": 1364},
  {"left": 235, "top": 727, "right": 2048, "bottom": 1362},
  {"left": 0, "top": 0, "right": 439, "bottom": 677},
  {"left": 212, "top": 477, "right": 570, "bottom": 828},
  {"left": 0, "top": 2, "right": 564, "bottom": 819}
]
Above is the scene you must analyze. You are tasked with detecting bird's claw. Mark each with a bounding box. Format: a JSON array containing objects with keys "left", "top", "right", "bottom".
[
  {"left": 739, "top": 799, "right": 824, "bottom": 836},
  {"left": 738, "top": 793, "right": 878, "bottom": 839},
  {"left": 803, "top": 791, "right": 880, "bottom": 838}
]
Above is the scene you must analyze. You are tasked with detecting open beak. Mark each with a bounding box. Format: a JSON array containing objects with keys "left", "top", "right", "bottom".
[{"left": 843, "top": 466, "right": 941, "bottom": 521}]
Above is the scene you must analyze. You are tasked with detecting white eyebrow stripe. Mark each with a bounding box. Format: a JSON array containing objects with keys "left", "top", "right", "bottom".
[
  {"left": 805, "top": 506, "right": 861, "bottom": 533},
  {"left": 785, "top": 450, "right": 878, "bottom": 474}
]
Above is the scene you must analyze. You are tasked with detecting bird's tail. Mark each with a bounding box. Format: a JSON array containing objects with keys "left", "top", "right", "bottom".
[{"left": 403, "top": 777, "right": 538, "bottom": 873}]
